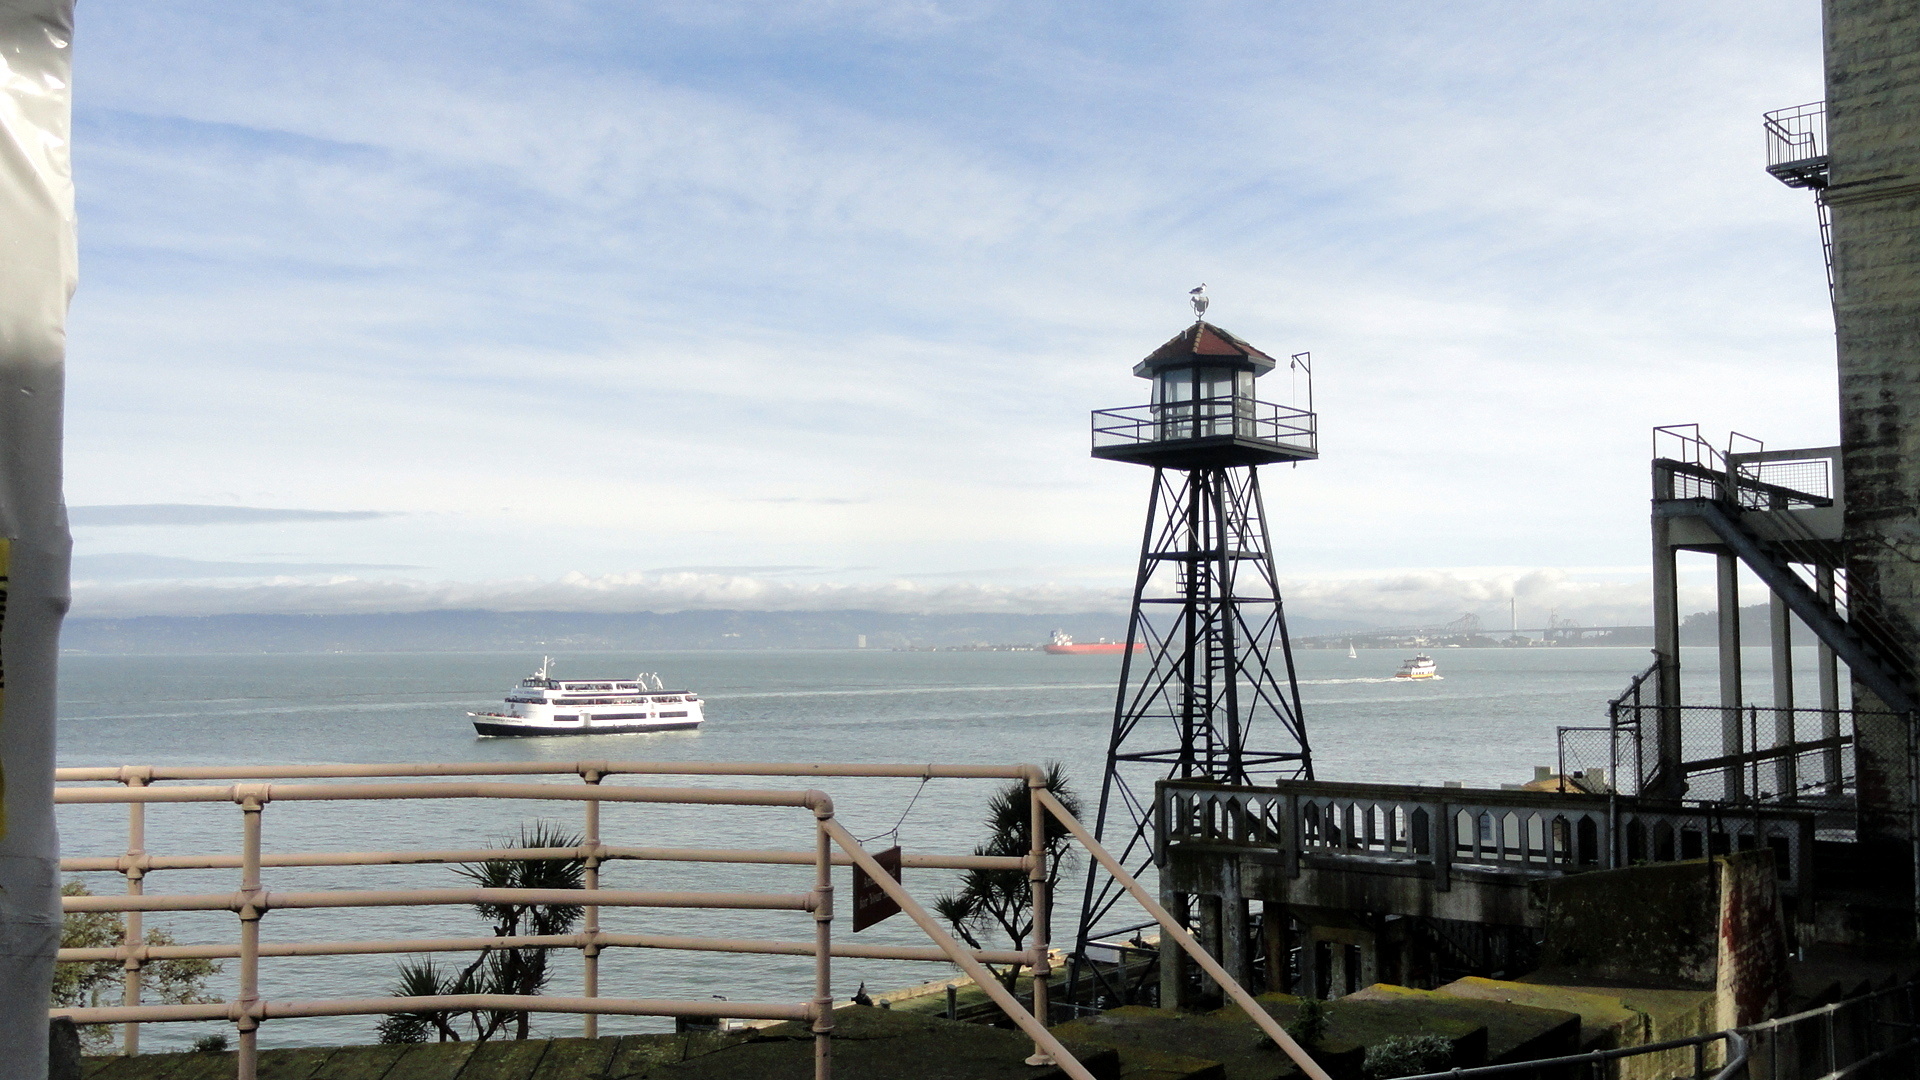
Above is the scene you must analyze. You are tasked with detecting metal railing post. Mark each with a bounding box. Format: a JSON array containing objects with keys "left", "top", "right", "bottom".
[
  {"left": 582, "top": 768, "right": 602, "bottom": 1039},
  {"left": 1026, "top": 770, "right": 1052, "bottom": 1065},
  {"left": 813, "top": 800, "right": 835, "bottom": 1080},
  {"left": 235, "top": 788, "right": 266, "bottom": 1080},
  {"left": 122, "top": 772, "right": 147, "bottom": 1056}
]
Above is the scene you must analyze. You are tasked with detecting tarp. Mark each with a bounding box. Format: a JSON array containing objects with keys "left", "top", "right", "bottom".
[{"left": 0, "top": 1, "right": 75, "bottom": 1074}]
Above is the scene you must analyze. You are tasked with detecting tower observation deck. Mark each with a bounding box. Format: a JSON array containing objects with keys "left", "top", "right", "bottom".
[{"left": 1089, "top": 322, "right": 1317, "bottom": 468}]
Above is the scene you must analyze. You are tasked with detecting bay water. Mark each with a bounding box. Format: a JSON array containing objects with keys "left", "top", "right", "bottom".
[{"left": 55, "top": 645, "right": 1797, "bottom": 1049}]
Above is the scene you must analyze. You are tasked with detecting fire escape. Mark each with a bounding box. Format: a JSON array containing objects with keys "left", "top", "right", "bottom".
[{"left": 1764, "top": 101, "right": 1834, "bottom": 299}]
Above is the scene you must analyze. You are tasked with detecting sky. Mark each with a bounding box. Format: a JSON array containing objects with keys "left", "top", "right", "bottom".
[{"left": 58, "top": 1, "right": 1835, "bottom": 627}]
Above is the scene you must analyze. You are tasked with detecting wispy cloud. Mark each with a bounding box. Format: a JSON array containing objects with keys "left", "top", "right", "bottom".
[
  {"left": 73, "top": 553, "right": 422, "bottom": 581},
  {"left": 70, "top": 505, "right": 399, "bottom": 526}
]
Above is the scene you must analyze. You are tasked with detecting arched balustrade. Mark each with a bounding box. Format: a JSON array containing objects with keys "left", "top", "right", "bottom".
[{"left": 1159, "top": 780, "right": 1816, "bottom": 897}]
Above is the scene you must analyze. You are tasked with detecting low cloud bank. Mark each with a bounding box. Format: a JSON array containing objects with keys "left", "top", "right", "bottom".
[
  {"left": 68, "top": 566, "right": 1695, "bottom": 627},
  {"left": 1282, "top": 569, "right": 1678, "bottom": 628}
]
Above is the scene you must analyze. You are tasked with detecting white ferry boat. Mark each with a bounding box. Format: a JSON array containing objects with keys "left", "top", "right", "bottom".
[
  {"left": 1394, "top": 654, "right": 1438, "bottom": 680},
  {"left": 470, "top": 659, "right": 704, "bottom": 737}
]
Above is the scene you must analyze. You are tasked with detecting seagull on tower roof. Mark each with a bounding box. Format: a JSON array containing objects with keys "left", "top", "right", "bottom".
[{"left": 1189, "top": 284, "right": 1209, "bottom": 322}]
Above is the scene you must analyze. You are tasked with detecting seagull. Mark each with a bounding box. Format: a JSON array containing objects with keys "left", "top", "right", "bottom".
[{"left": 1189, "top": 283, "right": 1209, "bottom": 321}]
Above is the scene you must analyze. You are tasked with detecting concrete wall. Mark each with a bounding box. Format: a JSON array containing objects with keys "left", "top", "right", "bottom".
[
  {"left": 1536, "top": 851, "right": 1786, "bottom": 1029},
  {"left": 1537, "top": 861, "right": 1719, "bottom": 990},
  {"left": 1826, "top": 0, "right": 1920, "bottom": 838}
]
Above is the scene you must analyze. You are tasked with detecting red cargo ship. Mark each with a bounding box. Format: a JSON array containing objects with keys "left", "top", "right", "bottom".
[{"left": 1043, "top": 630, "right": 1144, "bottom": 655}]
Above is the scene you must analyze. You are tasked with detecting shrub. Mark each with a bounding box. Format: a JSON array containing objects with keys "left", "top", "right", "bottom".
[
  {"left": 1284, "top": 995, "right": 1328, "bottom": 1048},
  {"left": 1363, "top": 1034, "right": 1454, "bottom": 1078},
  {"left": 53, "top": 881, "right": 223, "bottom": 1054}
]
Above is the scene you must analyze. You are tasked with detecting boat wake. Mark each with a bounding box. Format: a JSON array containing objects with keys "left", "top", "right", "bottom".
[{"left": 1300, "top": 676, "right": 1445, "bottom": 685}]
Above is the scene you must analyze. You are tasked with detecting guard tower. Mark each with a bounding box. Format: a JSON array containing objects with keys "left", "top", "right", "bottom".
[{"left": 1072, "top": 293, "right": 1318, "bottom": 1006}]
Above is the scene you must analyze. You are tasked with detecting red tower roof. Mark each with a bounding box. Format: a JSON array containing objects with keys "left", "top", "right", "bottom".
[{"left": 1133, "top": 321, "right": 1280, "bottom": 378}]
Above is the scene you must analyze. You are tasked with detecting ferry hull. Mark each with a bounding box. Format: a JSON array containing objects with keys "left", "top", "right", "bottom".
[
  {"left": 472, "top": 716, "right": 702, "bottom": 737},
  {"left": 1044, "top": 643, "right": 1143, "bottom": 654}
]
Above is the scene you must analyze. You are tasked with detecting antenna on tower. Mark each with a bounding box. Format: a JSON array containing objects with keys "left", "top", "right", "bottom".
[{"left": 1188, "top": 283, "right": 1209, "bottom": 321}]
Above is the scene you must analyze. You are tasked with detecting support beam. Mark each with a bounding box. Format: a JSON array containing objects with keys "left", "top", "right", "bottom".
[
  {"left": 1222, "top": 892, "right": 1250, "bottom": 994},
  {"left": 1262, "top": 903, "right": 1290, "bottom": 993},
  {"left": 1772, "top": 588, "right": 1798, "bottom": 800},
  {"left": 1651, "top": 507, "right": 1685, "bottom": 799},
  {"left": 1719, "top": 553, "right": 1746, "bottom": 801},
  {"left": 1158, "top": 890, "right": 1189, "bottom": 1009},
  {"left": 1819, "top": 567, "right": 1844, "bottom": 794}
]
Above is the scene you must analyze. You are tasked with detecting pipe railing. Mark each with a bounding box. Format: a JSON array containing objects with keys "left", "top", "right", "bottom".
[{"left": 53, "top": 760, "right": 1333, "bottom": 1080}]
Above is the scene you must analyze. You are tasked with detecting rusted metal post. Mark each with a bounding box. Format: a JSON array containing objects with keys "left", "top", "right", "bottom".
[
  {"left": 123, "top": 773, "right": 148, "bottom": 1055},
  {"left": 236, "top": 789, "right": 266, "bottom": 1080},
  {"left": 812, "top": 797, "right": 835, "bottom": 1080},
  {"left": 1025, "top": 770, "right": 1052, "bottom": 1065},
  {"left": 582, "top": 768, "right": 602, "bottom": 1038}
]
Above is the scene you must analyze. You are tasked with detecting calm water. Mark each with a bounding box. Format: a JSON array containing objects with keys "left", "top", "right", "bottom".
[{"left": 54, "top": 645, "right": 1797, "bottom": 1049}]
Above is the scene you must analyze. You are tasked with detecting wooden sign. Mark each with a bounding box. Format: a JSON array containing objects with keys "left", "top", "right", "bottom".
[{"left": 852, "top": 845, "right": 903, "bottom": 931}]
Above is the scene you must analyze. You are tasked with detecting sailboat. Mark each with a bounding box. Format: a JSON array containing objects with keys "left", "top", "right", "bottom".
[{"left": 1347, "top": 640, "right": 1358, "bottom": 660}]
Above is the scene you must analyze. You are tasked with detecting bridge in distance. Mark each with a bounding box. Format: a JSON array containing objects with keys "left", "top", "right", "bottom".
[{"left": 1291, "top": 613, "right": 1655, "bottom": 648}]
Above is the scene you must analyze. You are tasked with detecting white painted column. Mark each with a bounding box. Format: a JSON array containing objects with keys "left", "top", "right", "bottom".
[{"left": 0, "top": 3, "right": 77, "bottom": 1075}]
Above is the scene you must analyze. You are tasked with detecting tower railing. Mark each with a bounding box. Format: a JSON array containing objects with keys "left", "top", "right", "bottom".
[
  {"left": 1762, "top": 101, "right": 1835, "bottom": 298},
  {"left": 1763, "top": 101, "right": 1829, "bottom": 189},
  {"left": 1091, "top": 396, "right": 1316, "bottom": 456}
]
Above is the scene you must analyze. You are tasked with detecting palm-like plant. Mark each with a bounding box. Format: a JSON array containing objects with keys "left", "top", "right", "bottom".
[
  {"left": 933, "top": 764, "right": 1080, "bottom": 994},
  {"left": 378, "top": 822, "right": 585, "bottom": 1042}
]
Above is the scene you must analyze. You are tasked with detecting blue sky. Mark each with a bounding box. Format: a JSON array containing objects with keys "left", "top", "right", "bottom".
[{"left": 60, "top": 1, "right": 1831, "bottom": 624}]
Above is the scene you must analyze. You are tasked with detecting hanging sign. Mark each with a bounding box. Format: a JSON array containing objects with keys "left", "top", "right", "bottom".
[{"left": 852, "top": 845, "right": 903, "bottom": 932}]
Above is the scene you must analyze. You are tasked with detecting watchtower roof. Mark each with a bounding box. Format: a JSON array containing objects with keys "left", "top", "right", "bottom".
[{"left": 1133, "top": 321, "right": 1280, "bottom": 378}]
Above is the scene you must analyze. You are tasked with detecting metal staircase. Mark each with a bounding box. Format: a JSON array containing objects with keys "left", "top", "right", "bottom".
[{"left": 1659, "top": 494, "right": 1916, "bottom": 715}]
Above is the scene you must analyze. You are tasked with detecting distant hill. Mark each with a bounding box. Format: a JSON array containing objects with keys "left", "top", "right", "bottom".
[
  {"left": 1680, "top": 603, "right": 1819, "bottom": 646},
  {"left": 60, "top": 609, "right": 1363, "bottom": 654}
]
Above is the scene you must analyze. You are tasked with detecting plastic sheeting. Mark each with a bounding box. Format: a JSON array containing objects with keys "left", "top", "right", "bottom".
[{"left": 0, "top": 1, "right": 74, "bottom": 1075}]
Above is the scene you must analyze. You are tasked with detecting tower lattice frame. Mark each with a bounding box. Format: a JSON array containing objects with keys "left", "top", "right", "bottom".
[{"left": 1073, "top": 461, "right": 1313, "bottom": 976}]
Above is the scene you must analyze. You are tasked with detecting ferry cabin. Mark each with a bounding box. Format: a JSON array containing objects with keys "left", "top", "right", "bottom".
[{"left": 507, "top": 678, "right": 698, "bottom": 724}]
